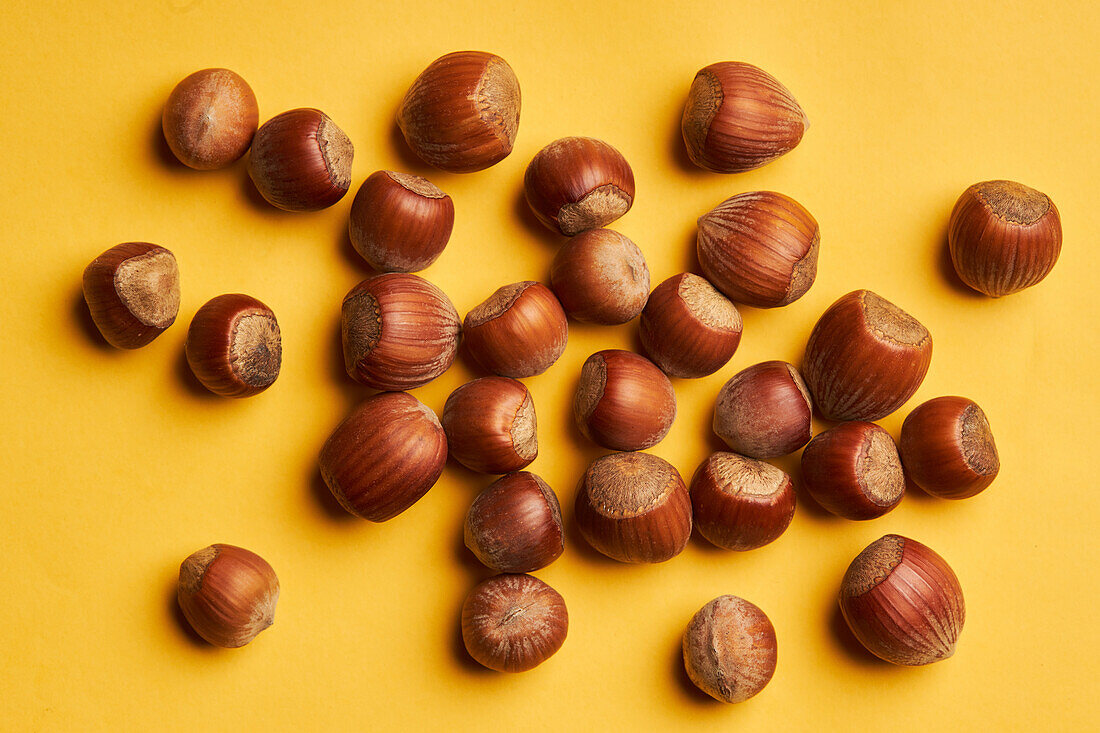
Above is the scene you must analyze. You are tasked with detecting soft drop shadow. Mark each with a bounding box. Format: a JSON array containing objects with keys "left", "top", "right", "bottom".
[
  {"left": 174, "top": 348, "right": 221, "bottom": 400},
  {"left": 671, "top": 628, "right": 720, "bottom": 705},
  {"left": 71, "top": 287, "right": 117, "bottom": 352},
  {"left": 512, "top": 184, "right": 567, "bottom": 248},
  {"left": 166, "top": 577, "right": 217, "bottom": 651},
  {"left": 936, "top": 225, "right": 984, "bottom": 299},
  {"left": 451, "top": 516, "right": 496, "bottom": 577},
  {"left": 326, "top": 311, "right": 376, "bottom": 411},
  {"left": 900, "top": 473, "right": 941, "bottom": 503},
  {"left": 449, "top": 590, "right": 495, "bottom": 675},
  {"left": 668, "top": 100, "right": 711, "bottom": 177},
  {"left": 150, "top": 110, "right": 187, "bottom": 170},
  {"left": 339, "top": 225, "right": 375, "bottom": 275},
  {"left": 828, "top": 604, "right": 890, "bottom": 668},
  {"left": 309, "top": 465, "right": 357, "bottom": 522},
  {"left": 388, "top": 122, "right": 445, "bottom": 178},
  {"left": 237, "top": 166, "right": 296, "bottom": 218}
]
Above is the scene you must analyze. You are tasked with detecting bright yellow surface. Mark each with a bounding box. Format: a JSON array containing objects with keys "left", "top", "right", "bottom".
[{"left": 1, "top": 0, "right": 1097, "bottom": 729}]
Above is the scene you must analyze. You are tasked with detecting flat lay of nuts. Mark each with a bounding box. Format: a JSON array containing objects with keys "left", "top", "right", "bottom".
[{"left": 82, "top": 242, "right": 180, "bottom": 349}]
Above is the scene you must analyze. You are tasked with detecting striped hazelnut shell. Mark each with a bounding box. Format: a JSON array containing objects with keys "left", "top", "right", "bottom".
[
  {"left": 82, "top": 242, "right": 180, "bottom": 349},
  {"left": 899, "top": 396, "right": 999, "bottom": 499},
  {"left": 177, "top": 544, "right": 279, "bottom": 648},
  {"left": 713, "top": 361, "right": 812, "bottom": 459},
  {"left": 442, "top": 377, "right": 537, "bottom": 474},
  {"left": 248, "top": 108, "right": 353, "bottom": 211},
  {"left": 348, "top": 170, "right": 454, "bottom": 273},
  {"left": 524, "top": 137, "right": 635, "bottom": 236},
  {"left": 464, "top": 471, "right": 564, "bottom": 573},
  {"left": 463, "top": 281, "right": 568, "bottom": 378},
  {"left": 574, "top": 350, "right": 676, "bottom": 451},
  {"left": 639, "top": 273, "right": 742, "bottom": 378},
  {"left": 800, "top": 421, "right": 905, "bottom": 520},
  {"left": 185, "top": 294, "right": 281, "bottom": 398},
  {"left": 690, "top": 452, "right": 796, "bottom": 551}
]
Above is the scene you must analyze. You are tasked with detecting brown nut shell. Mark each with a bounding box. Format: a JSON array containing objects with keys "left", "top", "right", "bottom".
[
  {"left": 639, "top": 273, "right": 742, "bottom": 378},
  {"left": 683, "top": 595, "right": 777, "bottom": 703},
  {"left": 574, "top": 350, "right": 676, "bottom": 451},
  {"left": 713, "top": 361, "right": 812, "bottom": 458},
  {"left": 162, "top": 68, "right": 258, "bottom": 170},
  {"left": 319, "top": 391, "right": 447, "bottom": 521},
  {"left": 899, "top": 396, "right": 999, "bottom": 499},
  {"left": 397, "top": 51, "right": 520, "bottom": 173},
  {"left": 839, "top": 534, "right": 965, "bottom": 666},
  {"left": 524, "top": 137, "right": 635, "bottom": 236},
  {"left": 248, "top": 108, "right": 353, "bottom": 211},
  {"left": 464, "top": 472, "right": 564, "bottom": 572},
  {"left": 800, "top": 421, "right": 905, "bottom": 519},
  {"left": 82, "top": 242, "right": 180, "bottom": 349},
  {"left": 574, "top": 452, "right": 691, "bottom": 563},
  {"left": 696, "top": 191, "right": 820, "bottom": 308},
  {"left": 177, "top": 544, "right": 279, "bottom": 648},
  {"left": 442, "top": 377, "right": 537, "bottom": 474},
  {"left": 463, "top": 281, "right": 568, "bottom": 378},
  {"left": 185, "top": 294, "right": 281, "bottom": 398},
  {"left": 342, "top": 273, "right": 461, "bottom": 390},
  {"left": 549, "top": 229, "right": 650, "bottom": 325},
  {"left": 348, "top": 170, "right": 454, "bottom": 273},
  {"left": 461, "top": 573, "right": 567, "bottom": 672},
  {"left": 681, "top": 61, "right": 808, "bottom": 173},
  {"left": 802, "top": 290, "right": 932, "bottom": 421},
  {"left": 690, "top": 452, "right": 796, "bottom": 551}
]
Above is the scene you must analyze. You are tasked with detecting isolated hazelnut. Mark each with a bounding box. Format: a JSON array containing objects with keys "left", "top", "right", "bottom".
[
  {"left": 549, "top": 229, "right": 650, "bottom": 325},
  {"left": 177, "top": 544, "right": 279, "bottom": 648},
  {"left": 524, "top": 137, "right": 635, "bottom": 236},
  {"left": 348, "top": 170, "right": 454, "bottom": 273},
  {"left": 681, "top": 61, "right": 808, "bottom": 173},
  {"left": 248, "top": 108, "right": 353, "bottom": 211},
  {"left": 82, "top": 242, "right": 180, "bottom": 349},
  {"left": 802, "top": 290, "right": 932, "bottom": 421},
  {"left": 948, "top": 180, "right": 1062, "bottom": 297},
  {"left": 683, "top": 595, "right": 778, "bottom": 703},
  {"left": 442, "top": 377, "right": 537, "bottom": 474},
  {"left": 397, "top": 51, "right": 520, "bottom": 173},
  {"left": 800, "top": 421, "right": 905, "bottom": 520},
  {"left": 319, "top": 391, "right": 447, "bottom": 521},
  {"left": 696, "top": 191, "right": 820, "bottom": 308},
  {"left": 713, "top": 361, "right": 812, "bottom": 459},
  {"left": 690, "top": 452, "right": 796, "bottom": 551},
  {"left": 839, "top": 534, "right": 965, "bottom": 666},
  {"left": 574, "top": 452, "right": 692, "bottom": 563},
  {"left": 342, "top": 273, "right": 461, "bottom": 390},
  {"left": 639, "top": 273, "right": 742, "bottom": 378},
  {"left": 461, "top": 573, "right": 567, "bottom": 672},
  {"left": 464, "top": 472, "right": 564, "bottom": 573},
  {"left": 574, "top": 350, "right": 676, "bottom": 451},
  {"left": 185, "top": 294, "right": 281, "bottom": 398},
  {"left": 463, "top": 281, "right": 568, "bottom": 378},
  {"left": 162, "top": 68, "right": 258, "bottom": 170},
  {"left": 899, "top": 396, "right": 999, "bottom": 499}
]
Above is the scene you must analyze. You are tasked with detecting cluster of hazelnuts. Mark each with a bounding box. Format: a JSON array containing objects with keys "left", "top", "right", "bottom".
[{"left": 81, "top": 51, "right": 1061, "bottom": 701}]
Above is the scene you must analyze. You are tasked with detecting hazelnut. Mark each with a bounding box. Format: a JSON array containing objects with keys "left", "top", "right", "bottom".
[
  {"left": 574, "top": 452, "right": 692, "bottom": 563},
  {"left": 162, "top": 68, "right": 258, "bottom": 170},
  {"left": 524, "top": 137, "right": 635, "bottom": 236},
  {"left": 441, "top": 377, "right": 537, "bottom": 474},
  {"left": 696, "top": 191, "right": 820, "bottom": 308},
  {"left": 342, "top": 273, "right": 461, "bottom": 390},
  {"left": 899, "top": 396, "right": 999, "bottom": 499},
  {"left": 948, "top": 180, "right": 1062, "bottom": 297},
  {"left": 397, "top": 51, "right": 520, "bottom": 173},
  {"left": 802, "top": 290, "right": 932, "bottom": 421},
  {"left": 549, "top": 228, "right": 650, "bottom": 325},
  {"left": 464, "top": 472, "right": 564, "bottom": 573},
  {"left": 348, "top": 170, "right": 454, "bottom": 273},
  {"left": 574, "top": 350, "right": 676, "bottom": 451},
  {"left": 82, "top": 242, "right": 180, "bottom": 349},
  {"left": 689, "top": 452, "right": 796, "bottom": 551},
  {"left": 681, "top": 61, "right": 808, "bottom": 173},
  {"left": 639, "top": 273, "right": 742, "bottom": 378},
  {"left": 319, "top": 391, "right": 447, "bottom": 521},
  {"left": 682, "top": 595, "right": 778, "bottom": 703},
  {"left": 247, "top": 108, "right": 353, "bottom": 211},
  {"left": 177, "top": 544, "right": 279, "bottom": 648},
  {"left": 713, "top": 361, "right": 812, "bottom": 459},
  {"left": 463, "top": 281, "right": 568, "bottom": 378},
  {"left": 800, "top": 421, "right": 905, "bottom": 520},
  {"left": 461, "top": 573, "right": 567, "bottom": 672},
  {"left": 185, "top": 294, "right": 281, "bottom": 398}
]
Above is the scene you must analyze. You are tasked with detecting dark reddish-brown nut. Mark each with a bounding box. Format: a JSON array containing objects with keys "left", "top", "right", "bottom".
[
  {"left": 803, "top": 290, "right": 932, "bottom": 421},
  {"left": 341, "top": 273, "right": 460, "bottom": 390},
  {"left": 948, "top": 180, "right": 1062, "bottom": 297},
  {"left": 347, "top": 170, "right": 454, "bottom": 273},
  {"left": 162, "top": 68, "right": 258, "bottom": 170},
  {"left": 524, "top": 137, "right": 635, "bottom": 236},
  {"left": 177, "top": 544, "right": 279, "bottom": 648},
  {"left": 899, "top": 396, "right": 999, "bottom": 500},
  {"left": 839, "top": 535, "right": 965, "bottom": 666},
  {"left": 82, "top": 242, "right": 180, "bottom": 349},
  {"left": 464, "top": 472, "right": 564, "bottom": 572},
  {"left": 574, "top": 452, "right": 691, "bottom": 563},
  {"left": 690, "top": 452, "right": 796, "bottom": 551},
  {"left": 574, "top": 350, "right": 676, "bottom": 451},
  {"left": 696, "top": 191, "right": 820, "bottom": 308},
  {"left": 463, "top": 281, "right": 568, "bottom": 378},
  {"left": 319, "top": 392, "right": 447, "bottom": 521},
  {"left": 801, "top": 421, "right": 904, "bottom": 520},
  {"left": 397, "top": 51, "right": 520, "bottom": 173},
  {"left": 639, "top": 273, "right": 742, "bottom": 378},
  {"left": 247, "top": 108, "right": 353, "bottom": 211},
  {"left": 713, "top": 361, "right": 812, "bottom": 459},
  {"left": 549, "top": 229, "right": 650, "bottom": 325},
  {"left": 185, "top": 294, "right": 281, "bottom": 398},
  {"left": 683, "top": 595, "right": 778, "bottom": 703},
  {"left": 442, "top": 377, "right": 537, "bottom": 474},
  {"left": 461, "top": 573, "right": 567, "bottom": 672},
  {"left": 681, "top": 61, "right": 808, "bottom": 173}
]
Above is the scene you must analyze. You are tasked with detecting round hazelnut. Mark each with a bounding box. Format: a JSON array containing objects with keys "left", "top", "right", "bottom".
[
  {"left": 574, "top": 350, "right": 676, "bottom": 451},
  {"left": 690, "top": 452, "right": 796, "bottom": 551},
  {"left": 800, "top": 421, "right": 905, "bottom": 520},
  {"left": 899, "top": 396, "right": 999, "bottom": 499},
  {"left": 524, "top": 137, "right": 635, "bottom": 236},
  {"left": 162, "top": 68, "right": 258, "bottom": 170},
  {"left": 82, "top": 242, "right": 180, "bottom": 349},
  {"left": 461, "top": 573, "right": 567, "bottom": 672},
  {"left": 348, "top": 170, "right": 454, "bottom": 273},
  {"left": 442, "top": 377, "right": 537, "bottom": 474},
  {"left": 463, "top": 281, "right": 568, "bottom": 378},
  {"left": 464, "top": 472, "right": 564, "bottom": 573},
  {"left": 683, "top": 595, "right": 778, "bottom": 703},
  {"left": 713, "top": 361, "right": 812, "bottom": 458},
  {"left": 185, "top": 294, "right": 281, "bottom": 398},
  {"left": 639, "top": 273, "right": 742, "bottom": 378},
  {"left": 248, "top": 108, "right": 353, "bottom": 211},
  {"left": 549, "top": 228, "right": 650, "bottom": 325},
  {"left": 177, "top": 544, "right": 279, "bottom": 648}
]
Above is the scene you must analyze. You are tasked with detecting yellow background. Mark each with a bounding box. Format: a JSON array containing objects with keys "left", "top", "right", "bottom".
[{"left": 2, "top": 0, "right": 1097, "bottom": 729}]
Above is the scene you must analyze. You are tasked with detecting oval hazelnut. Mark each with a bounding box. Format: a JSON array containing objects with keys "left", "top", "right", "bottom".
[
  {"left": 463, "top": 281, "right": 568, "bottom": 378},
  {"left": 162, "top": 68, "right": 258, "bottom": 170},
  {"left": 464, "top": 472, "right": 564, "bottom": 573},
  {"left": 82, "top": 242, "right": 180, "bottom": 349},
  {"left": 248, "top": 108, "right": 353, "bottom": 211},
  {"left": 574, "top": 350, "right": 676, "bottom": 451},
  {"left": 713, "top": 361, "right": 812, "bottom": 458},
  {"left": 690, "top": 452, "right": 796, "bottom": 551},
  {"left": 639, "top": 273, "right": 742, "bottom": 378},
  {"left": 549, "top": 228, "right": 650, "bottom": 325},
  {"left": 348, "top": 170, "right": 454, "bottom": 273},
  {"left": 524, "top": 137, "right": 635, "bottom": 236},
  {"left": 442, "top": 377, "right": 537, "bottom": 474}
]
